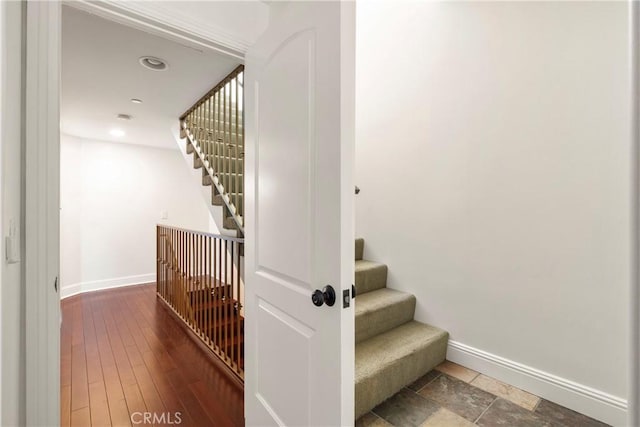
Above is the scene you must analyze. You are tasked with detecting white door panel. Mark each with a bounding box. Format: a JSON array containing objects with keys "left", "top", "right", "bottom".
[{"left": 245, "top": 2, "right": 355, "bottom": 426}]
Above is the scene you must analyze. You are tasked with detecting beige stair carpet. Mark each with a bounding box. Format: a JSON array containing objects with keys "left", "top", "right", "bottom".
[{"left": 354, "top": 238, "right": 449, "bottom": 419}]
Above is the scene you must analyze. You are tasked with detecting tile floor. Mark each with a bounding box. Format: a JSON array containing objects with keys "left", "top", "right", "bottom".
[{"left": 356, "top": 361, "right": 610, "bottom": 427}]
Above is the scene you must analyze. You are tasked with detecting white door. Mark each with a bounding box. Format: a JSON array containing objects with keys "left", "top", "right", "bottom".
[{"left": 244, "top": 2, "right": 355, "bottom": 426}]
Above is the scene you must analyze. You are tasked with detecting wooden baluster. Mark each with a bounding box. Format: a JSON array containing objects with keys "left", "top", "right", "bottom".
[
  {"left": 179, "top": 229, "right": 183, "bottom": 318},
  {"left": 205, "top": 235, "right": 210, "bottom": 346},
  {"left": 179, "top": 229, "right": 181, "bottom": 312},
  {"left": 176, "top": 229, "right": 179, "bottom": 311},
  {"left": 222, "top": 82, "right": 227, "bottom": 195},
  {"left": 224, "top": 240, "right": 234, "bottom": 365},
  {"left": 234, "top": 75, "right": 239, "bottom": 216},
  {"left": 220, "top": 240, "right": 229, "bottom": 361},
  {"left": 231, "top": 240, "right": 236, "bottom": 369},
  {"left": 199, "top": 103, "right": 203, "bottom": 150},
  {"left": 206, "top": 95, "right": 211, "bottom": 169},
  {"left": 200, "top": 233, "right": 204, "bottom": 336},
  {"left": 228, "top": 80, "right": 232, "bottom": 196},
  {"left": 171, "top": 229, "right": 175, "bottom": 307},
  {"left": 191, "top": 233, "right": 195, "bottom": 328},
  {"left": 206, "top": 99, "right": 211, "bottom": 165},
  {"left": 201, "top": 103, "right": 206, "bottom": 163},
  {"left": 174, "top": 229, "right": 178, "bottom": 313},
  {"left": 214, "top": 236, "right": 219, "bottom": 353},
  {"left": 195, "top": 105, "right": 200, "bottom": 149},
  {"left": 238, "top": 242, "right": 243, "bottom": 374},
  {"left": 238, "top": 71, "right": 246, "bottom": 219},
  {"left": 231, "top": 80, "right": 235, "bottom": 203},
  {"left": 195, "top": 233, "right": 200, "bottom": 335},
  {"left": 183, "top": 230, "right": 187, "bottom": 320},
  {"left": 216, "top": 89, "right": 221, "bottom": 176},
  {"left": 220, "top": 237, "right": 225, "bottom": 357}
]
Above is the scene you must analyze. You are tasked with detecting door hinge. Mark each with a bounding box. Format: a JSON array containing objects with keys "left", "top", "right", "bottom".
[{"left": 54, "top": 276, "right": 58, "bottom": 293}]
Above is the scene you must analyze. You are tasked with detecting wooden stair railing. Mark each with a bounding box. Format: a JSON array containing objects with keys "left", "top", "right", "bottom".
[
  {"left": 157, "top": 225, "right": 245, "bottom": 380},
  {"left": 179, "top": 65, "right": 244, "bottom": 236}
]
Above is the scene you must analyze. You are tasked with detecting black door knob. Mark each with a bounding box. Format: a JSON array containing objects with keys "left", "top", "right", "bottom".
[{"left": 311, "top": 285, "right": 336, "bottom": 307}]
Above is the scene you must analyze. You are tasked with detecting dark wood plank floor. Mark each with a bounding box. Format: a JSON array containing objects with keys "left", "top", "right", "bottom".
[{"left": 61, "top": 283, "right": 244, "bottom": 427}]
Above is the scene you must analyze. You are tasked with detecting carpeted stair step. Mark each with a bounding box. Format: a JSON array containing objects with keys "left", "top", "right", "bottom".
[
  {"left": 355, "top": 288, "right": 416, "bottom": 344},
  {"left": 355, "top": 260, "right": 388, "bottom": 295},
  {"left": 355, "top": 321, "right": 448, "bottom": 419},
  {"left": 355, "top": 238, "right": 364, "bottom": 261}
]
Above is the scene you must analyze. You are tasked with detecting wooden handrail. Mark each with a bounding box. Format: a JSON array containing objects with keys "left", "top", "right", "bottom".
[
  {"left": 179, "top": 65, "right": 244, "bottom": 121},
  {"left": 160, "top": 224, "right": 244, "bottom": 243}
]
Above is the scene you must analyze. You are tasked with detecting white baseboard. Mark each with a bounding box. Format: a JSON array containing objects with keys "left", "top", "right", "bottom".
[
  {"left": 60, "top": 273, "right": 156, "bottom": 299},
  {"left": 447, "top": 340, "right": 627, "bottom": 426}
]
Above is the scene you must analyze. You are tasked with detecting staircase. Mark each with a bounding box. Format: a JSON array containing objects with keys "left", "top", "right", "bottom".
[
  {"left": 354, "top": 237, "right": 449, "bottom": 419},
  {"left": 179, "top": 65, "right": 245, "bottom": 236}
]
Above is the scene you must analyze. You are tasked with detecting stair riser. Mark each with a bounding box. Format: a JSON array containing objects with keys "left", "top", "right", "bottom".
[
  {"left": 355, "top": 238, "right": 364, "bottom": 261},
  {"left": 355, "top": 264, "right": 387, "bottom": 295},
  {"left": 355, "top": 331, "right": 448, "bottom": 419},
  {"left": 355, "top": 295, "right": 415, "bottom": 344}
]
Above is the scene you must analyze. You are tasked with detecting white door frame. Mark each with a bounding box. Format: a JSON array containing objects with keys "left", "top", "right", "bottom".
[
  {"left": 22, "top": 1, "right": 640, "bottom": 426},
  {"left": 630, "top": 1, "right": 640, "bottom": 425},
  {"left": 24, "top": 1, "right": 61, "bottom": 425}
]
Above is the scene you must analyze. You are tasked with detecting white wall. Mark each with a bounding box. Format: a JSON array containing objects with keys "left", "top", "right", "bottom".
[
  {"left": 356, "top": 2, "right": 630, "bottom": 425},
  {"left": 0, "top": 1, "right": 25, "bottom": 425},
  {"left": 60, "top": 134, "right": 212, "bottom": 297}
]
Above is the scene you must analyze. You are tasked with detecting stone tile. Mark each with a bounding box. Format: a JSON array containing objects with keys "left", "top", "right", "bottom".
[
  {"left": 418, "top": 374, "right": 496, "bottom": 422},
  {"left": 470, "top": 374, "right": 540, "bottom": 410},
  {"left": 356, "top": 412, "right": 394, "bottom": 427},
  {"left": 477, "top": 398, "right": 552, "bottom": 427},
  {"left": 534, "top": 399, "right": 611, "bottom": 427},
  {"left": 373, "top": 388, "right": 441, "bottom": 427},
  {"left": 420, "top": 408, "right": 475, "bottom": 427},
  {"left": 434, "top": 361, "right": 479, "bottom": 383},
  {"left": 407, "top": 370, "right": 441, "bottom": 392}
]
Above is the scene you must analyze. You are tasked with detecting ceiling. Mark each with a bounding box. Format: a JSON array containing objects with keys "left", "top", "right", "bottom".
[{"left": 61, "top": 5, "right": 242, "bottom": 149}]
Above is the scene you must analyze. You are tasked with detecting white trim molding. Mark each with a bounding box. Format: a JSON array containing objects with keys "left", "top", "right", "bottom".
[
  {"left": 629, "top": 0, "right": 640, "bottom": 424},
  {"left": 61, "top": 274, "right": 156, "bottom": 299},
  {"left": 447, "top": 340, "right": 627, "bottom": 426},
  {"left": 24, "top": 1, "right": 61, "bottom": 425},
  {"left": 66, "top": 0, "right": 249, "bottom": 60}
]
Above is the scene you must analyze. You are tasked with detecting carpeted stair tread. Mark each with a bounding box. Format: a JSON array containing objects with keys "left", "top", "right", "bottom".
[
  {"left": 355, "top": 320, "right": 448, "bottom": 419},
  {"left": 355, "top": 260, "right": 388, "bottom": 295},
  {"left": 355, "top": 238, "right": 364, "bottom": 261},
  {"left": 355, "top": 288, "right": 415, "bottom": 344}
]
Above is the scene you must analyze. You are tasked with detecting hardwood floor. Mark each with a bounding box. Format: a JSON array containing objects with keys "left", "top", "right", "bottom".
[{"left": 61, "top": 283, "right": 244, "bottom": 427}]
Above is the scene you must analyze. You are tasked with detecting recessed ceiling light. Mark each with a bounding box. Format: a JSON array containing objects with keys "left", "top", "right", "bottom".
[
  {"left": 117, "top": 114, "right": 132, "bottom": 121},
  {"left": 110, "top": 129, "right": 125, "bottom": 137},
  {"left": 139, "top": 56, "right": 168, "bottom": 71},
  {"left": 131, "top": 98, "right": 143, "bottom": 104}
]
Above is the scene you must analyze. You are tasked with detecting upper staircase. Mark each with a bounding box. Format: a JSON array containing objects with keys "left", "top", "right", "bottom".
[
  {"left": 355, "top": 237, "right": 449, "bottom": 419},
  {"left": 179, "top": 65, "right": 245, "bottom": 236}
]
